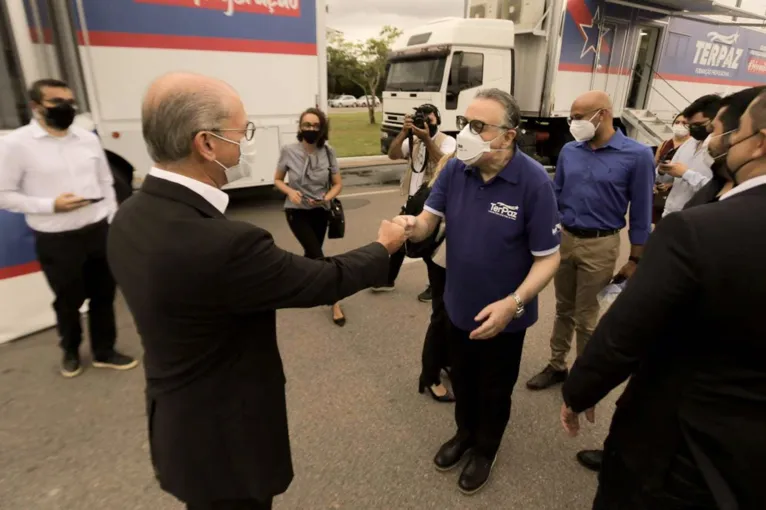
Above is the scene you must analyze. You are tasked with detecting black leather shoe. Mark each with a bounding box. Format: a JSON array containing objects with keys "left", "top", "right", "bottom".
[
  {"left": 526, "top": 365, "right": 568, "bottom": 390},
  {"left": 458, "top": 452, "right": 496, "bottom": 495},
  {"left": 576, "top": 449, "right": 603, "bottom": 472},
  {"left": 434, "top": 435, "right": 473, "bottom": 471}
]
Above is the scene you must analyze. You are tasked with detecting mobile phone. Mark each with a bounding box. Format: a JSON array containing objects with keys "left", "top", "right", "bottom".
[{"left": 82, "top": 197, "right": 105, "bottom": 203}]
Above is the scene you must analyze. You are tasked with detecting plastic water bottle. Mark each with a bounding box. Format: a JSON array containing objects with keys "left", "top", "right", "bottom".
[{"left": 597, "top": 277, "right": 627, "bottom": 310}]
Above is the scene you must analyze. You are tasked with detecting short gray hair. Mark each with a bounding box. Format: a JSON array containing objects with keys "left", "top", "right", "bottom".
[
  {"left": 475, "top": 88, "right": 521, "bottom": 129},
  {"left": 142, "top": 89, "right": 230, "bottom": 163}
]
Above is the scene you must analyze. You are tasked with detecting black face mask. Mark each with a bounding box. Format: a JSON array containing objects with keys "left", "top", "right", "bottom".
[
  {"left": 428, "top": 123, "right": 438, "bottom": 137},
  {"left": 725, "top": 131, "right": 762, "bottom": 184},
  {"left": 42, "top": 103, "right": 76, "bottom": 130},
  {"left": 689, "top": 123, "right": 709, "bottom": 141},
  {"left": 300, "top": 130, "right": 319, "bottom": 145}
]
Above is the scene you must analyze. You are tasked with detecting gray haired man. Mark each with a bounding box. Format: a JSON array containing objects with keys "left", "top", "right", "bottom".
[
  {"left": 394, "top": 89, "right": 561, "bottom": 494},
  {"left": 107, "top": 72, "right": 406, "bottom": 510}
]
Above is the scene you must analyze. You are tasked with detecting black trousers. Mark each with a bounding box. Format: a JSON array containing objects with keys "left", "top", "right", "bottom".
[
  {"left": 34, "top": 220, "right": 116, "bottom": 358},
  {"left": 419, "top": 258, "right": 449, "bottom": 386},
  {"left": 186, "top": 498, "right": 272, "bottom": 510},
  {"left": 447, "top": 319, "right": 526, "bottom": 458},
  {"left": 593, "top": 441, "right": 718, "bottom": 510},
  {"left": 285, "top": 208, "right": 328, "bottom": 260}
]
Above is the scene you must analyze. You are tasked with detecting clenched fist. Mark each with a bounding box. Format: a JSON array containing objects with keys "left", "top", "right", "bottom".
[{"left": 376, "top": 220, "right": 407, "bottom": 254}]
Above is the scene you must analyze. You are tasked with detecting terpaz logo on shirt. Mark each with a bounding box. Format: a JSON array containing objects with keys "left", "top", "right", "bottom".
[{"left": 489, "top": 201, "right": 519, "bottom": 220}]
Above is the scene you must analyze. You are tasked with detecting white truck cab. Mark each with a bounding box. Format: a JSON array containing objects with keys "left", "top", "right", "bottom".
[{"left": 380, "top": 18, "right": 516, "bottom": 154}]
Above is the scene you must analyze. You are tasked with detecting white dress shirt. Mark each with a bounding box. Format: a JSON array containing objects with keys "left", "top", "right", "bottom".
[
  {"left": 0, "top": 120, "right": 118, "bottom": 233},
  {"left": 719, "top": 174, "right": 766, "bottom": 201},
  {"left": 663, "top": 137, "right": 713, "bottom": 217},
  {"left": 148, "top": 167, "right": 229, "bottom": 214}
]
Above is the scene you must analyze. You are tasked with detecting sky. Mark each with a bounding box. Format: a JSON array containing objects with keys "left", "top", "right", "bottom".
[{"left": 326, "top": 0, "right": 466, "bottom": 42}]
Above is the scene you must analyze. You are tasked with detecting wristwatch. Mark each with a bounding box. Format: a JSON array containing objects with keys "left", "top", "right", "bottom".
[
  {"left": 510, "top": 293, "right": 525, "bottom": 319},
  {"left": 629, "top": 256, "right": 641, "bottom": 264}
]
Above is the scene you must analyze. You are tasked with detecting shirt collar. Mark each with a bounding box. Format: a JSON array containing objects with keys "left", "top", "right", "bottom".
[
  {"left": 148, "top": 167, "right": 229, "bottom": 214},
  {"left": 576, "top": 129, "right": 625, "bottom": 150},
  {"left": 719, "top": 174, "right": 766, "bottom": 201},
  {"left": 463, "top": 149, "right": 522, "bottom": 184},
  {"left": 30, "top": 119, "right": 80, "bottom": 140}
]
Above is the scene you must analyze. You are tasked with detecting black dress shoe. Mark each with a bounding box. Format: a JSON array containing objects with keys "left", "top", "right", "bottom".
[
  {"left": 576, "top": 449, "right": 603, "bottom": 472},
  {"left": 418, "top": 378, "right": 455, "bottom": 403},
  {"left": 526, "top": 365, "right": 568, "bottom": 390},
  {"left": 458, "top": 452, "right": 496, "bottom": 495},
  {"left": 434, "top": 435, "right": 473, "bottom": 471}
]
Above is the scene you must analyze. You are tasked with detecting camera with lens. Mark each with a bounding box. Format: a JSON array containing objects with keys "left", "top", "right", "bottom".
[{"left": 412, "top": 106, "right": 429, "bottom": 130}]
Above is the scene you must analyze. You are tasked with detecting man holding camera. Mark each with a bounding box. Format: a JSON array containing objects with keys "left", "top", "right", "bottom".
[{"left": 376, "top": 104, "right": 456, "bottom": 299}]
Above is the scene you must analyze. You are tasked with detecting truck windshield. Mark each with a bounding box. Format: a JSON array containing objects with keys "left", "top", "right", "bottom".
[{"left": 385, "top": 56, "right": 447, "bottom": 92}]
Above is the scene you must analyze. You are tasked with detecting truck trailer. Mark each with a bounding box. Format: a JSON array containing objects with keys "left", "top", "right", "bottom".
[
  {"left": 0, "top": 0, "right": 327, "bottom": 343},
  {"left": 380, "top": 0, "right": 766, "bottom": 168}
]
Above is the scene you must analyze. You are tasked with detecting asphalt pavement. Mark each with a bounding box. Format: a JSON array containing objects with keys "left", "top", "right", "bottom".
[{"left": 0, "top": 171, "right": 632, "bottom": 510}]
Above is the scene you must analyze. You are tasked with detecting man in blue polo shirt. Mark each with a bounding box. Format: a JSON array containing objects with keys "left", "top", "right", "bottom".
[
  {"left": 526, "top": 91, "right": 654, "bottom": 397},
  {"left": 395, "top": 89, "right": 561, "bottom": 495}
]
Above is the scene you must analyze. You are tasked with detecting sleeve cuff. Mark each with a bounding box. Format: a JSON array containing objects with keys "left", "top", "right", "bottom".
[
  {"left": 531, "top": 245, "right": 560, "bottom": 257},
  {"left": 628, "top": 231, "right": 649, "bottom": 246},
  {"left": 423, "top": 205, "right": 444, "bottom": 218},
  {"left": 43, "top": 197, "right": 56, "bottom": 214}
]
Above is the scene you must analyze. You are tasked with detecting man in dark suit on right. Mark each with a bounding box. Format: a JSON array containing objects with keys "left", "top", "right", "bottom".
[
  {"left": 560, "top": 91, "right": 766, "bottom": 509},
  {"left": 107, "top": 72, "right": 406, "bottom": 510}
]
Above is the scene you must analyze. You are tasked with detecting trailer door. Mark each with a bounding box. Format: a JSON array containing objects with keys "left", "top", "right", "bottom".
[
  {"left": 625, "top": 25, "right": 662, "bottom": 109},
  {"left": 590, "top": 20, "right": 633, "bottom": 116}
]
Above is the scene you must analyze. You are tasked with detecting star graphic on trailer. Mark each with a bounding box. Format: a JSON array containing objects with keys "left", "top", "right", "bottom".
[{"left": 579, "top": 7, "right": 610, "bottom": 59}]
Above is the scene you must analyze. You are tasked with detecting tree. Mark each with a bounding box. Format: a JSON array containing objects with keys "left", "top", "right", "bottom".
[{"left": 327, "top": 26, "right": 402, "bottom": 125}]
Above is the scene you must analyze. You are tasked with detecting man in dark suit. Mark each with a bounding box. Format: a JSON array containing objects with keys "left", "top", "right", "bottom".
[
  {"left": 559, "top": 91, "right": 766, "bottom": 509},
  {"left": 107, "top": 73, "right": 406, "bottom": 510},
  {"left": 574, "top": 85, "right": 766, "bottom": 474}
]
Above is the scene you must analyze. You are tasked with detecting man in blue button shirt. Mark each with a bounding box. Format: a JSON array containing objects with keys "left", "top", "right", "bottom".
[
  {"left": 526, "top": 91, "right": 654, "bottom": 392},
  {"left": 395, "top": 89, "right": 561, "bottom": 495}
]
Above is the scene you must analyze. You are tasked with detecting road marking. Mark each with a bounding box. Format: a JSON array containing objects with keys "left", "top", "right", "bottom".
[{"left": 340, "top": 189, "right": 399, "bottom": 198}]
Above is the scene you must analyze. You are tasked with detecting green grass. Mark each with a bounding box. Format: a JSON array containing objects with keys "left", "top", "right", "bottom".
[{"left": 329, "top": 111, "right": 383, "bottom": 157}]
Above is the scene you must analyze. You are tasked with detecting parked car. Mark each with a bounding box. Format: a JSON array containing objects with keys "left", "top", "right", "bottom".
[
  {"left": 356, "top": 95, "right": 381, "bottom": 107},
  {"left": 329, "top": 95, "right": 357, "bottom": 108}
]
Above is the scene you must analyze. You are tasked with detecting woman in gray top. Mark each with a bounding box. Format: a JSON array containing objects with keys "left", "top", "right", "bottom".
[{"left": 274, "top": 108, "right": 345, "bottom": 325}]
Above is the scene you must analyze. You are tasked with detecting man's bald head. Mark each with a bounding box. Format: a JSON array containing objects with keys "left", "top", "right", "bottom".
[
  {"left": 572, "top": 90, "right": 613, "bottom": 113},
  {"left": 142, "top": 72, "right": 243, "bottom": 164},
  {"left": 569, "top": 91, "right": 615, "bottom": 144}
]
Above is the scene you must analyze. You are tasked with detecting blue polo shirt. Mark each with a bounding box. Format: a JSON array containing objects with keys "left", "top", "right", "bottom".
[
  {"left": 554, "top": 130, "right": 654, "bottom": 245},
  {"left": 424, "top": 151, "right": 561, "bottom": 334}
]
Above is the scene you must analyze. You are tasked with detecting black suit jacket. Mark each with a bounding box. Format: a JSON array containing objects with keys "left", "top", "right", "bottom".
[
  {"left": 563, "top": 184, "right": 766, "bottom": 509},
  {"left": 107, "top": 175, "right": 389, "bottom": 504}
]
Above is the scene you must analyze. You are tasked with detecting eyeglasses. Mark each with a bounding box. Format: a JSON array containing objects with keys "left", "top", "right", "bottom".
[
  {"left": 456, "top": 115, "right": 510, "bottom": 135},
  {"left": 567, "top": 109, "right": 602, "bottom": 126},
  {"left": 300, "top": 122, "right": 321, "bottom": 130},
  {"left": 199, "top": 121, "right": 256, "bottom": 141}
]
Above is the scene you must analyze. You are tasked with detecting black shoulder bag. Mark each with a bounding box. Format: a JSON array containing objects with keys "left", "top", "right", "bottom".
[
  {"left": 404, "top": 182, "right": 443, "bottom": 259},
  {"left": 324, "top": 146, "right": 345, "bottom": 239}
]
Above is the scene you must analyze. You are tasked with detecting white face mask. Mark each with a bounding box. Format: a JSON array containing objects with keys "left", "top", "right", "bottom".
[
  {"left": 210, "top": 133, "right": 257, "bottom": 184},
  {"left": 569, "top": 110, "right": 601, "bottom": 142},
  {"left": 672, "top": 123, "right": 689, "bottom": 139},
  {"left": 456, "top": 125, "right": 507, "bottom": 165}
]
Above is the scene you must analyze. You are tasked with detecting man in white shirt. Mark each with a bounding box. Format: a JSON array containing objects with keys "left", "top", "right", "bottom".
[
  {"left": 378, "top": 104, "right": 457, "bottom": 299},
  {"left": 661, "top": 94, "right": 721, "bottom": 216},
  {"left": 0, "top": 79, "right": 136, "bottom": 377}
]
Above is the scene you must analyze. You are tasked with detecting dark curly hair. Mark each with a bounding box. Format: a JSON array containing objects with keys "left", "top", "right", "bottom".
[{"left": 296, "top": 107, "right": 330, "bottom": 147}]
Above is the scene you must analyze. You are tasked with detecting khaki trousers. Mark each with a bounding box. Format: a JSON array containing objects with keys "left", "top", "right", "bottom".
[{"left": 549, "top": 230, "right": 620, "bottom": 371}]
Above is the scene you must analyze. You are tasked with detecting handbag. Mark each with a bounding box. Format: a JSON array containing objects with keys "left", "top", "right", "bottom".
[
  {"left": 403, "top": 182, "right": 443, "bottom": 259},
  {"left": 324, "top": 146, "right": 345, "bottom": 239}
]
